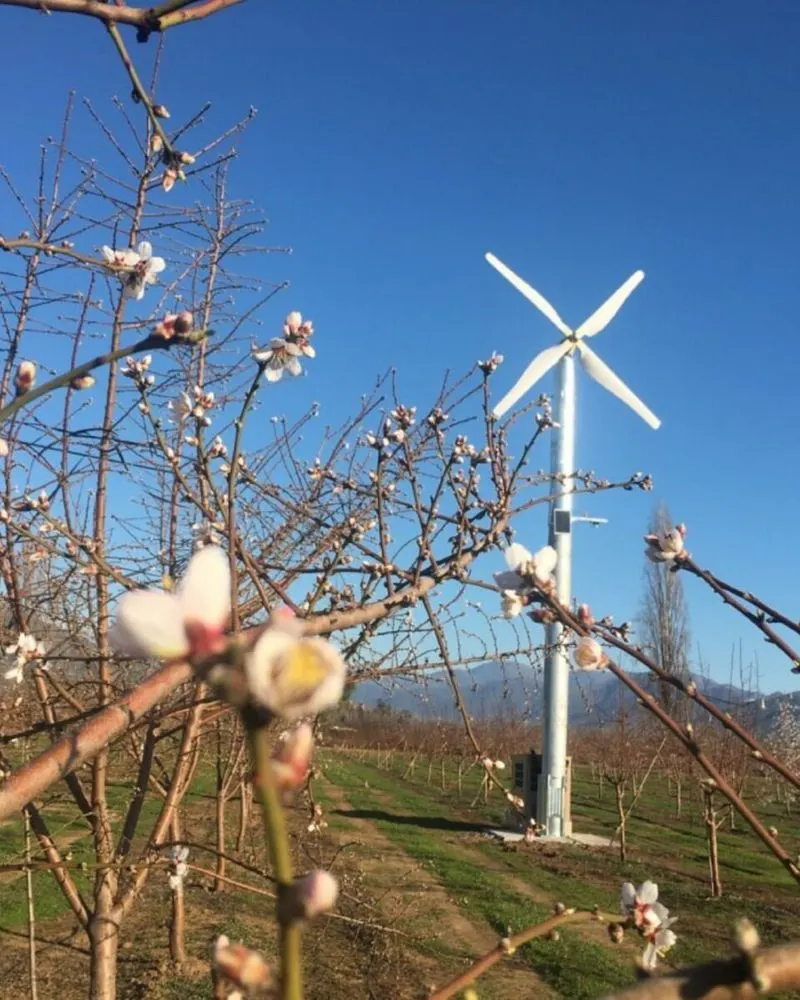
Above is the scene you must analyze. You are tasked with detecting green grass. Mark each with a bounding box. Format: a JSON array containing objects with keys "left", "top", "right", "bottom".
[
  {"left": 325, "top": 750, "right": 800, "bottom": 997},
  {"left": 326, "top": 755, "right": 635, "bottom": 998}
]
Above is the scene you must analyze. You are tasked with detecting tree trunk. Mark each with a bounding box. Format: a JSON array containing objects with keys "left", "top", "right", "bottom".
[
  {"left": 457, "top": 761, "right": 463, "bottom": 799},
  {"left": 675, "top": 777, "right": 682, "bottom": 819},
  {"left": 24, "top": 807, "right": 38, "bottom": 1000},
  {"left": 88, "top": 913, "right": 119, "bottom": 1000},
  {"left": 214, "top": 792, "right": 226, "bottom": 892},
  {"left": 169, "top": 813, "right": 185, "bottom": 967},
  {"left": 703, "top": 790, "right": 723, "bottom": 898},
  {"left": 426, "top": 758, "right": 433, "bottom": 785},
  {"left": 236, "top": 779, "right": 251, "bottom": 853},
  {"left": 615, "top": 782, "right": 627, "bottom": 863}
]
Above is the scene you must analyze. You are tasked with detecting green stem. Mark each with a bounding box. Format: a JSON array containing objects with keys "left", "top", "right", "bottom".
[
  {"left": 249, "top": 726, "right": 303, "bottom": 1000},
  {"left": 0, "top": 334, "right": 167, "bottom": 426}
]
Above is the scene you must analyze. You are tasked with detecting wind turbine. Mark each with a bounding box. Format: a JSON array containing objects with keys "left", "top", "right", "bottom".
[{"left": 485, "top": 252, "right": 660, "bottom": 839}]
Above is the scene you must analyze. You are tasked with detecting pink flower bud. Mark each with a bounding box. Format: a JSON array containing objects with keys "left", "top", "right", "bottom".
[
  {"left": 212, "top": 935, "right": 271, "bottom": 991},
  {"left": 577, "top": 603, "right": 594, "bottom": 627},
  {"left": 14, "top": 360, "right": 36, "bottom": 395},
  {"left": 175, "top": 311, "right": 194, "bottom": 335},
  {"left": 150, "top": 134, "right": 163, "bottom": 154},
  {"left": 271, "top": 723, "right": 313, "bottom": 792},
  {"left": 70, "top": 375, "right": 96, "bottom": 391},
  {"left": 179, "top": 151, "right": 196, "bottom": 165},
  {"left": 292, "top": 870, "right": 338, "bottom": 919},
  {"left": 162, "top": 167, "right": 178, "bottom": 193},
  {"left": 574, "top": 636, "right": 606, "bottom": 671},
  {"left": 0, "top": 439, "right": 8, "bottom": 458}
]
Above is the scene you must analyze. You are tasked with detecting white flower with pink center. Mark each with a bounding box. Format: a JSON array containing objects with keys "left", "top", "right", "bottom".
[{"left": 110, "top": 546, "right": 230, "bottom": 661}]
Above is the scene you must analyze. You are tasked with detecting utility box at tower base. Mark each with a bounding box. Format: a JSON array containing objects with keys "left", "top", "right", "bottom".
[{"left": 510, "top": 750, "right": 573, "bottom": 836}]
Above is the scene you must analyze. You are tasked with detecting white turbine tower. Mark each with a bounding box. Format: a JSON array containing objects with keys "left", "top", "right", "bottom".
[{"left": 486, "top": 251, "right": 660, "bottom": 839}]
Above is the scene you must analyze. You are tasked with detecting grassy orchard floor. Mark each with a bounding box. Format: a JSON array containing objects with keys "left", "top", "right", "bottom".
[
  {"left": 0, "top": 747, "right": 798, "bottom": 999},
  {"left": 320, "top": 749, "right": 800, "bottom": 997}
]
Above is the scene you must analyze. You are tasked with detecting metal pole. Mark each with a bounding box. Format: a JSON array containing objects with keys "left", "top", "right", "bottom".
[{"left": 538, "top": 353, "right": 575, "bottom": 838}]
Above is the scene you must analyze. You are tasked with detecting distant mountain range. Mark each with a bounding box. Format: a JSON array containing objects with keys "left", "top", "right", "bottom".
[{"left": 352, "top": 661, "right": 798, "bottom": 731}]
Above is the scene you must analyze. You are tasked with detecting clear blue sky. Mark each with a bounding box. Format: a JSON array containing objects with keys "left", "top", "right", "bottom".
[{"left": 5, "top": 1, "right": 800, "bottom": 692}]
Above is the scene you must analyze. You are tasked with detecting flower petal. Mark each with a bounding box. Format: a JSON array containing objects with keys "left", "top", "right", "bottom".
[
  {"left": 656, "top": 928, "right": 677, "bottom": 953},
  {"left": 111, "top": 590, "right": 188, "bottom": 659},
  {"left": 137, "top": 241, "right": 153, "bottom": 260},
  {"left": 247, "top": 631, "right": 345, "bottom": 719},
  {"left": 264, "top": 366, "right": 283, "bottom": 383},
  {"left": 620, "top": 882, "right": 636, "bottom": 910},
  {"left": 493, "top": 570, "right": 524, "bottom": 591},
  {"left": 504, "top": 543, "right": 532, "bottom": 571},
  {"left": 642, "top": 942, "right": 658, "bottom": 970},
  {"left": 638, "top": 881, "right": 658, "bottom": 905},
  {"left": 147, "top": 256, "right": 166, "bottom": 275},
  {"left": 285, "top": 358, "right": 303, "bottom": 377},
  {"left": 177, "top": 545, "right": 231, "bottom": 631},
  {"left": 532, "top": 544, "right": 557, "bottom": 580},
  {"left": 302, "top": 344, "right": 316, "bottom": 358}
]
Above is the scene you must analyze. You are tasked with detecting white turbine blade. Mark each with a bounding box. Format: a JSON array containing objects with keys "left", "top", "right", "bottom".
[
  {"left": 577, "top": 341, "right": 660, "bottom": 429},
  {"left": 485, "top": 253, "right": 572, "bottom": 338},
  {"left": 493, "top": 342, "right": 572, "bottom": 418},
  {"left": 574, "top": 270, "right": 645, "bottom": 339}
]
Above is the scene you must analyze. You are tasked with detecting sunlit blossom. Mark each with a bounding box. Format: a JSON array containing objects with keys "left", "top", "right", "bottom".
[{"left": 110, "top": 545, "right": 230, "bottom": 661}]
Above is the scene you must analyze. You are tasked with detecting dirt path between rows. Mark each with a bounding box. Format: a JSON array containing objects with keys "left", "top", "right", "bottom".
[{"left": 324, "top": 775, "right": 558, "bottom": 999}]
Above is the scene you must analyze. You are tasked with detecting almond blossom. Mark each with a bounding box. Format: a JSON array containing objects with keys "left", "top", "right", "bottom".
[
  {"left": 4, "top": 632, "right": 46, "bottom": 684},
  {"left": 252, "top": 311, "right": 316, "bottom": 383},
  {"left": 272, "top": 723, "right": 313, "bottom": 791},
  {"left": 245, "top": 611, "right": 345, "bottom": 719},
  {"left": 494, "top": 542, "right": 557, "bottom": 592},
  {"left": 110, "top": 545, "right": 230, "bottom": 661},
  {"left": 500, "top": 589, "right": 524, "bottom": 619},
  {"left": 167, "top": 844, "right": 189, "bottom": 890},
  {"left": 573, "top": 636, "right": 606, "bottom": 671},
  {"left": 102, "top": 241, "right": 166, "bottom": 301},
  {"left": 642, "top": 921, "right": 677, "bottom": 970},
  {"left": 621, "top": 881, "right": 668, "bottom": 933},
  {"left": 14, "top": 360, "right": 36, "bottom": 395},
  {"left": 644, "top": 523, "right": 687, "bottom": 563},
  {"left": 292, "top": 870, "right": 338, "bottom": 919},
  {"left": 213, "top": 936, "right": 272, "bottom": 992}
]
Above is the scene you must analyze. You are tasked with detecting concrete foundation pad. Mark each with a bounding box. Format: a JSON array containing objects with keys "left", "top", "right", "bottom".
[{"left": 487, "top": 828, "right": 611, "bottom": 848}]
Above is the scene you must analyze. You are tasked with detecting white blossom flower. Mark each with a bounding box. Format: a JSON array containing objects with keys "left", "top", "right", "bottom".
[
  {"left": 245, "top": 612, "right": 345, "bottom": 719},
  {"left": 501, "top": 590, "right": 524, "bottom": 619},
  {"left": 167, "top": 844, "right": 189, "bottom": 890},
  {"left": 102, "top": 241, "right": 166, "bottom": 301},
  {"left": 208, "top": 436, "right": 228, "bottom": 459},
  {"left": 4, "top": 633, "right": 45, "bottom": 684},
  {"left": 252, "top": 338, "right": 304, "bottom": 382},
  {"left": 110, "top": 546, "right": 230, "bottom": 661},
  {"left": 642, "top": 923, "right": 677, "bottom": 969},
  {"left": 621, "top": 881, "right": 666, "bottom": 932},
  {"left": 495, "top": 543, "right": 557, "bottom": 592},
  {"left": 644, "top": 524, "right": 686, "bottom": 563},
  {"left": 574, "top": 636, "right": 606, "bottom": 671}
]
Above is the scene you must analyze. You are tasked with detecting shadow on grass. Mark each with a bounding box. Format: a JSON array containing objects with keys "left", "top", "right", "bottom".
[{"left": 334, "top": 807, "right": 492, "bottom": 835}]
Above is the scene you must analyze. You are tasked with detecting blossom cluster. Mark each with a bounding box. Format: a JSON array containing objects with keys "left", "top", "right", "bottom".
[
  {"left": 110, "top": 547, "right": 346, "bottom": 721},
  {"left": 252, "top": 311, "right": 315, "bottom": 383},
  {"left": 644, "top": 522, "right": 687, "bottom": 563},
  {"left": 3, "top": 632, "right": 46, "bottom": 684},
  {"left": 620, "top": 880, "right": 677, "bottom": 969},
  {"left": 101, "top": 241, "right": 165, "bottom": 301}
]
